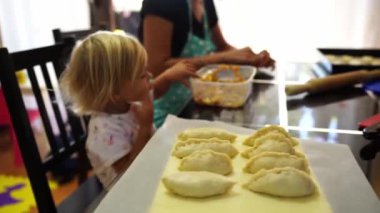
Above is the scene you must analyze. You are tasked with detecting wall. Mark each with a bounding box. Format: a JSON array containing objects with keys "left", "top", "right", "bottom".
[
  {"left": 0, "top": 0, "right": 90, "bottom": 52},
  {"left": 214, "top": 0, "right": 380, "bottom": 62}
]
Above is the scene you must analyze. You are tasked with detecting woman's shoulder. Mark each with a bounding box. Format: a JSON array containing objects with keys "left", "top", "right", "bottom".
[
  {"left": 204, "top": 0, "right": 216, "bottom": 10},
  {"left": 141, "top": 0, "right": 187, "bottom": 21},
  {"left": 142, "top": 0, "right": 185, "bottom": 8}
]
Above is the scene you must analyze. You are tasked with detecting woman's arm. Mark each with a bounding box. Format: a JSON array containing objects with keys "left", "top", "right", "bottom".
[
  {"left": 211, "top": 24, "right": 236, "bottom": 52},
  {"left": 143, "top": 15, "right": 275, "bottom": 76},
  {"left": 143, "top": 15, "right": 173, "bottom": 77},
  {"left": 165, "top": 47, "right": 275, "bottom": 68},
  {"left": 143, "top": 15, "right": 234, "bottom": 74}
]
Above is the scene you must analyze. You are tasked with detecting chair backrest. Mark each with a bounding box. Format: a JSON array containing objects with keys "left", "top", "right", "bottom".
[
  {"left": 52, "top": 26, "right": 106, "bottom": 43},
  {"left": 0, "top": 39, "right": 88, "bottom": 212}
]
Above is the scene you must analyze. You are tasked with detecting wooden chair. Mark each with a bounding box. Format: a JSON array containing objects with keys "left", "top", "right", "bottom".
[
  {"left": 52, "top": 26, "right": 106, "bottom": 43},
  {"left": 0, "top": 39, "right": 104, "bottom": 213}
]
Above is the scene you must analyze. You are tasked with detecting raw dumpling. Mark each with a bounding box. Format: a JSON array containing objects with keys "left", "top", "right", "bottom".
[
  {"left": 179, "top": 150, "right": 233, "bottom": 175},
  {"left": 162, "top": 171, "right": 235, "bottom": 198},
  {"left": 241, "top": 134, "right": 295, "bottom": 158},
  {"left": 243, "top": 167, "right": 316, "bottom": 197},
  {"left": 178, "top": 127, "right": 237, "bottom": 143},
  {"left": 243, "top": 125, "right": 298, "bottom": 146},
  {"left": 173, "top": 138, "right": 238, "bottom": 158},
  {"left": 243, "top": 152, "right": 309, "bottom": 174}
]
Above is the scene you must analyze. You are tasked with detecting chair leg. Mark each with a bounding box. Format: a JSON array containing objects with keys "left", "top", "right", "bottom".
[
  {"left": 77, "top": 146, "right": 91, "bottom": 183},
  {"left": 8, "top": 126, "right": 24, "bottom": 167}
]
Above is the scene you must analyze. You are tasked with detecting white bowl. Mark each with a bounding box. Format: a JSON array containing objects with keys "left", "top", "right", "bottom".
[{"left": 190, "top": 64, "right": 256, "bottom": 108}]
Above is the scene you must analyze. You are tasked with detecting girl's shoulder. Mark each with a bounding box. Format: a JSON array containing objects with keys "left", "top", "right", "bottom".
[{"left": 89, "top": 112, "right": 137, "bottom": 131}]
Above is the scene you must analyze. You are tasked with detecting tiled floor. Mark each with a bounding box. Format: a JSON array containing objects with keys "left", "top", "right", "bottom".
[{"left": 0, "top": 127, "right": 78, "bottom": 212}]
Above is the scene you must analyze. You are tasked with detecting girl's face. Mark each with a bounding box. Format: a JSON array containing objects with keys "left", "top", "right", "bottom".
[{"left": 119, "top": 67, "right": 153, "bottom": 103}]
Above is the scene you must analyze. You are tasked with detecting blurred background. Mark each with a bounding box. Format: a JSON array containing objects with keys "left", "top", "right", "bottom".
[
  {"left": 0, "top": 0, "right": 379, "bottom": 212},
  {"left": 0, "top": 0, "right": 379, "bottom": 60}
]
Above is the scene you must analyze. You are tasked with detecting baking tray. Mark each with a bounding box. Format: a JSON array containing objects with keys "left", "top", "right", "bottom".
[{"left": 317, "top": 48, "right": 380, "bottom": 74}]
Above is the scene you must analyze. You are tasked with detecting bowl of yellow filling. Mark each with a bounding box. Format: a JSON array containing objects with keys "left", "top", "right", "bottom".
[{"left": 190, "top": 64, "right": 256, "bottom": 108}]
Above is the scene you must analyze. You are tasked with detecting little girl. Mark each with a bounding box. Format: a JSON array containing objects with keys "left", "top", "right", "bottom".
[{"left": 60, "top": 31, "right": 196, "bottom": 188}]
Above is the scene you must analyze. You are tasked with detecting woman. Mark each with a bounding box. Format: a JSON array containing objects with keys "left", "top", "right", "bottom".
[{"left": 139, "top": 0, "right": 275, "bottom": 127}]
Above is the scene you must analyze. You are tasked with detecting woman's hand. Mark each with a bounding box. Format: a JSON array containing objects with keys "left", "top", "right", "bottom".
[
  {"left": 221, "top": 47, "right": 275, "bottom": 68},
  {"left": 253, "top": 50, "right": 275, "bottom": 68},
  {"left": 163, "top": 60, "right": 198, "bottom": 87}
]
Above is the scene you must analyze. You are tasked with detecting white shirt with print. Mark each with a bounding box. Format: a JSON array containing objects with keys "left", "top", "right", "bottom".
[{"left": 86, "top": 111, "right": 138, "bottom": 188}]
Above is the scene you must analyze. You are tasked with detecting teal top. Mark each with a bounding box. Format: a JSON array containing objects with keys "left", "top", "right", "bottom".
[{"left": 153, "top": 0, "right": 216, "bottom": 127}]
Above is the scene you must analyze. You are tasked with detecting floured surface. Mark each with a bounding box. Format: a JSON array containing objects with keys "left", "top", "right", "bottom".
[{"left": 150, "top": 134, "right": 331, "bottom": 213}]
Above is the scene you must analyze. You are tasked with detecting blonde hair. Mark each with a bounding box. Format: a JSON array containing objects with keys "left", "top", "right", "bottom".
[{"left": 60, "top": 31, "right": 147, "bottom": 114}]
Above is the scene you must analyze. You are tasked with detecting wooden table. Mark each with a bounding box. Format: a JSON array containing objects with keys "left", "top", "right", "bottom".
[
  {"left": 92, "top": 61, "right": 380, "bottom": 212},
  {"left": 94, "top": 115, "right": 380, "bottom": 213}
]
